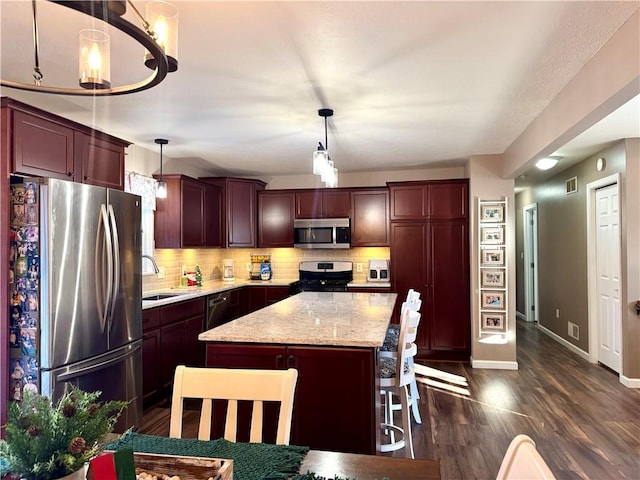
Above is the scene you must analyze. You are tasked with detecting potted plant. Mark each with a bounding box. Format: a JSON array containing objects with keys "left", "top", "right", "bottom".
[{"left": 0, "top": 386, "right": 127, "bottom": 480}]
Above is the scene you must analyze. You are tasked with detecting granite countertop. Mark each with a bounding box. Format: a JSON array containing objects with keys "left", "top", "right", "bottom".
[
  {"left": 142, "top": 278, "right": 297, "bottom": 309},
  {"left": 198, "top": 291, "right": 398, "bottom": 348}
]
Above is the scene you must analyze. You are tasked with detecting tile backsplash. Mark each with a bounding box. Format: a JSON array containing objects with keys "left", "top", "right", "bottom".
[{"left": 142, "top": 246, "right": 390, "bottom": 292}]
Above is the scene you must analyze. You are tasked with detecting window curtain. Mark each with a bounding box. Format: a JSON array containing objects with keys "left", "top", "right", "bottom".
[{"left": 125, "top": 171, "right": 157, "bottom": 211}]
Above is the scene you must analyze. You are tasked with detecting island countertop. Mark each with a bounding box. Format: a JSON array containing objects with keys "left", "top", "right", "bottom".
[{"left": 198, "top": 291, "right": 398, "bottom": 347}]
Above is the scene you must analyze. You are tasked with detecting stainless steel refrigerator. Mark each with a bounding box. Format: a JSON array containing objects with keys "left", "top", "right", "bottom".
[{"left": 35, "top": 178, "right": 143, "bottom": 432}]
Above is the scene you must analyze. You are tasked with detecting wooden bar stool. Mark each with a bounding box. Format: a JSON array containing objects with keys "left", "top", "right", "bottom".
[
  {"left": 379, "top": 307, "right": 421, "bottom": 458},
  {"left": 381, "top": 291, "right": 422, "bottom": 424}
]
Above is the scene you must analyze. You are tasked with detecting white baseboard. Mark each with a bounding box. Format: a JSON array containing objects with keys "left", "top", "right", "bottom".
[
  {"left": 471, "top": 358, "right": 518, "bottom": 370},
  {"left": 516, "top": 311, "right": 526, "bottom": 321},
  {"left": 620, "top": 375, "right": 640, "bottom": 388},
  {"left": 537, "top": 323, "right": 590, "bottom": 361}
]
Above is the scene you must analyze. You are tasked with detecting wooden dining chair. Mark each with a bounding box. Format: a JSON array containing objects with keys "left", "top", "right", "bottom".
[
  {"left": 169, "top": 365, "right": 299, "bottom": 445},
  {"left": 496, "top": 434, "right": 556, "bottom": 480}
]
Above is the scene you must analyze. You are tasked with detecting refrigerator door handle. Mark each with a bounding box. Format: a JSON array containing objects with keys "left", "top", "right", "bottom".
[
  {"left": 56, "top": 341, "right": 142, "bottom": 382},
  {"left": 107, "top": 204, "right": 120, "bottom": 328},
  {"left": 100, "top": 204, "right": 113, "bottom": 334}
]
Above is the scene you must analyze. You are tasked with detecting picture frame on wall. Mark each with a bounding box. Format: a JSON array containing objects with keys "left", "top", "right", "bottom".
[
  {"left": 480, "top": 204, "right": 504, "bottom": 223},
  {"left": 481, "top": 269, "right": 505, "bottom": 288},
  {"left": 481, "top": 248, "right": 504, "bottom": 266},
  {"left": 481, "top": 291, "right": 505, "bottom": 309},
  {"left": 481, "top": 226, "right": 504, "bottom": 244},
  {"left": 481, "top": 312, "right": 505, "bottom": 331}
]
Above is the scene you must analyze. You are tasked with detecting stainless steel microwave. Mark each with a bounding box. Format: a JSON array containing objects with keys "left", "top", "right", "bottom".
[{"left": 293, "top": 218, "right": 351, "bottom": 249}]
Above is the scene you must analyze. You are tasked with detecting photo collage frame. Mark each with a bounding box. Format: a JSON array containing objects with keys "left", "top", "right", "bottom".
[
  {"left": 478, "top": 199, "right": 507, "bottom": 334},
  {"left": 9, "top": 180, "right": 41, "bottom": 401}
]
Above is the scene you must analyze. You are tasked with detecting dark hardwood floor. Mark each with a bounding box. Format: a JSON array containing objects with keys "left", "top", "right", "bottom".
[{"left": 140, "top": 319, "right": 640, "bottom": 479}]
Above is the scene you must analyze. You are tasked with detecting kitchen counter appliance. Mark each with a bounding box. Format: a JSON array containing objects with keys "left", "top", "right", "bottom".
[
  {"left": 293, "top": 218, "right": 351, "bottom": 249},
  {"left": 206, "top": 292, "right": 231, "bottom": 330},
  {"left": 289, "top": 261, "right": 353, "bottom": 294},
  {"left": 367, "top": 259, "right": 390, "bottom": 282}
]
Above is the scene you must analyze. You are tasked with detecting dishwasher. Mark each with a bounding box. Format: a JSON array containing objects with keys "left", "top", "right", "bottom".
[{"left": 206, "top": 291, "right": 231, "bottom": 330}]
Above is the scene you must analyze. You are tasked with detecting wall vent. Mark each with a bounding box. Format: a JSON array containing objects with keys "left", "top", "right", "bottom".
[
  {"left": 566, "top": 176, "right": 578, "bottom": 195},
  {"left": 568, "top": 321, "right": 579, "bottom": 340}
]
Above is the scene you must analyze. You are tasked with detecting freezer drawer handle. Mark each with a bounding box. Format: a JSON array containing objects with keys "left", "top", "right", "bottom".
[{"left": 57, "top": 344, "right": 141, "bottom": 382}]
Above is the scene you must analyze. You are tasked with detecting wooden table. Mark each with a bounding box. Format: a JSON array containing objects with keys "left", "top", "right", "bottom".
[{"left": 301, "top": 450, "right": 441, "bottom": 479}]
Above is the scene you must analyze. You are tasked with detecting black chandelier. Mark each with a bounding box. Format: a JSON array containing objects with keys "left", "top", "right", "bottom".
[{"left": 0, "top": 0, "right": 179, "bottom": 96}]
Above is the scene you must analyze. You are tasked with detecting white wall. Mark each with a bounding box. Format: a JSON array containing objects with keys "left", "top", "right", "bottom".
[{"left": 467, "top": 155, "right": 518, "bottom": 369}]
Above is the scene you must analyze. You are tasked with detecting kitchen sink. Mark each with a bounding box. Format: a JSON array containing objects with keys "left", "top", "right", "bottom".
[{"left": 142, "top": 293, "right": 185, "bottom": 301}]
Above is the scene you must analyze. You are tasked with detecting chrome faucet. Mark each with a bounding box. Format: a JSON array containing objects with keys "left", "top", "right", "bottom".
[{"left": 142, "top": 255, "right": 160, "bottom": 274}]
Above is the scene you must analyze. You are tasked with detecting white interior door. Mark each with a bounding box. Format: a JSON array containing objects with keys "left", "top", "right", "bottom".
[
  {"left": 523, "top": 204, "right": 539, "bottom": 322},
  {"left": 595, "top": 184, "right": 621, "bottom": 372}
]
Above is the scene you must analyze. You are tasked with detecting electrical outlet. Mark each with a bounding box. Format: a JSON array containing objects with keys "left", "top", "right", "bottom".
[
  {"left": 556, "top": 308, "right": 560, "bottom": 318},
  {"left": 157, "top": 266, "right": 165, "bottom": 279},
  {"left": 356, "top": 263, "right": 363, "bottom": 273}
]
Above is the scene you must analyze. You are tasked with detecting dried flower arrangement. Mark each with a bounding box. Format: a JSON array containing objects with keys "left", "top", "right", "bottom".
[{"left": 0, "top": 386, "right": 127, "bottom": 480}]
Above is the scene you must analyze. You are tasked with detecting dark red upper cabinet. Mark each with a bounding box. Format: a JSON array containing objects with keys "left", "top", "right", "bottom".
[
  {"left": 12, "top": 109, "right": 76, "bottom": 181},
  {"left": 389, "top": 183, "right": 428, "bottom": 221},
  {"left": 200, "top": 177, "right": 266, "bottom": 248},
  {"left": 389, "top": 179, "right": 468, "bottom": 221},
  {"left": 350, "top": 188, "right": 389, "bottom": 246},
  {"left": 155, "top": 175, "right": 222, "bottom": 248},
  {"left": 75, "top": 132, "right": 126, "bottom": 190},
  {"left": 321, "top": 190, "right": 351, "bottom": 218},
  {"left": 6, "top": 98, "right": 128, "bottom": 189},
  {"left": 258, "top": 190, "right": 295, "bottom": 247},
  {"left": 427, "top": 180, "right": 468, "bottom": 219},
  {"left": 295, "top": 189, "right": 350, "bottom": 218}
]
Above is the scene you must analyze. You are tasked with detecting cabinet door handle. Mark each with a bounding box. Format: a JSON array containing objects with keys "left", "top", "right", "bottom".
[
  {"left": 275, "top": 354, "right": 283, "bottom": 369},
  {"left": 67, "top": 172, "right": 75, "bottom": 178},
  {"left": 287, "top": 354, "right": 295, "bottom": 367}
]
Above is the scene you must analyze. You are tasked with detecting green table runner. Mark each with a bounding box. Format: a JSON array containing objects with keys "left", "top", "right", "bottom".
[{"left": 106, "top": 431, "right": 309, "bottom": 480}]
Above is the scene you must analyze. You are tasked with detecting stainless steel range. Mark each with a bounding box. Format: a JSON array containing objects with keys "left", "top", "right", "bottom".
[{"left": 289, "top": 261, "right": 353, "bottom": 294}]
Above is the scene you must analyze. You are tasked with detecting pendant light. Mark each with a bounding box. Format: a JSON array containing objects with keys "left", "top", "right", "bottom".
[
  {"left": 312, "top": 108, "right": 338, "bottom": 187},
  {"left": 155, "top": 138, "right": 168, "bottom": 198},
  {"left": 2, "top": 0, "right": 179, "bottom": 96}
]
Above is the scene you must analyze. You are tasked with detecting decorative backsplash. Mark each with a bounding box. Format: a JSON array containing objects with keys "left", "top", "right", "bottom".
[{"left": 142, "top": 246, "right": 390, "bottom": 292}]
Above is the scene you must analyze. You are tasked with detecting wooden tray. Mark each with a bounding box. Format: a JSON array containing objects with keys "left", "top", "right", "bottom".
[{"left": 133, "top": 452, "right": 233, "bottom": 480}]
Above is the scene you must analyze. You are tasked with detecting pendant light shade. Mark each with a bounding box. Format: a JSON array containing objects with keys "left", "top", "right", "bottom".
[
  {"left": 313, "top": 144, "right": 329, "bottom": 175},
  {"left": 144, "top": 1, "right": 179, "bottom": 72},
  {"left": 78, "top": 29, "right": 111, "bottom": 89},
  {"left": 312, "top": 108, "right": 338, "bottom": 187},
  {"left": 155, "top": 138, "right": 168, "bottom": 199}
]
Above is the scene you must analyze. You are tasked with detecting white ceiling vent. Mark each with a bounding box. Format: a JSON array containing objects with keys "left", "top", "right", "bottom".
[{"left": 566, "top": 176, "right": 578, "bottom": 195}]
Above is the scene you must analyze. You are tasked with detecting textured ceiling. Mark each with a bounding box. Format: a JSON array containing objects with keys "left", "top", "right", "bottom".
[{"left": 1, "top": 1, "right": 638, "bottom": 180}]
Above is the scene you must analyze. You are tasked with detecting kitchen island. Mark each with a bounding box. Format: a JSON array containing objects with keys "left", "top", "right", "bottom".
[{"left": 199, "top": 291, "right": 398, "bottom": 454}]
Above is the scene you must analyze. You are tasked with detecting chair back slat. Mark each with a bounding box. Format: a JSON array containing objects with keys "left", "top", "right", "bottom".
[
  {"left": 170, "top": 366, "right": 298, "bottom": 445},
  {"left": 396, "top": 308, "right": 420, "bottom": 386}
]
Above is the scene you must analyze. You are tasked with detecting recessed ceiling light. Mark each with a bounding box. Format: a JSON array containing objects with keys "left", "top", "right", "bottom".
[{"left": 536, "top": 158, "right": 559, "bottom": 170}]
